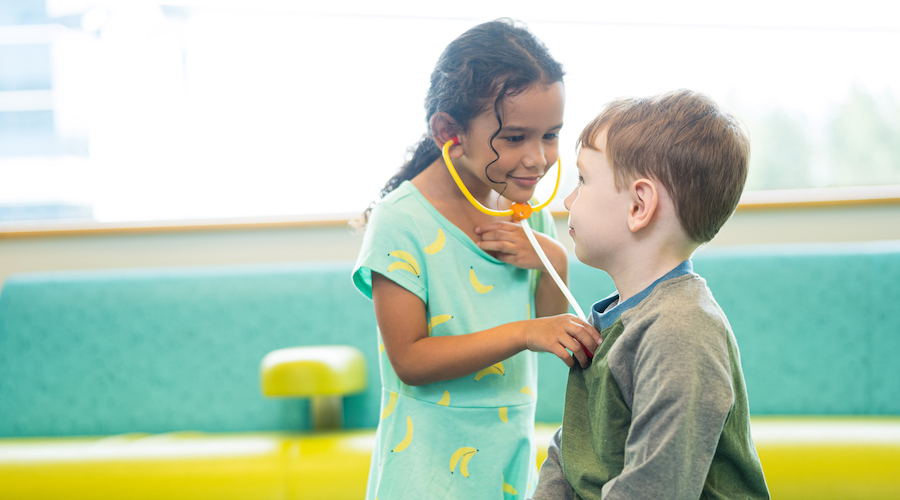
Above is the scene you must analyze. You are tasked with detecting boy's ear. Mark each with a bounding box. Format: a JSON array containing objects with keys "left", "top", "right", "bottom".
[
  {"left": 627, "top": 178, "right": 658, "bottom": 233},
  {"left": 429, "top": 112, "right": 464, "bottom": 158}
]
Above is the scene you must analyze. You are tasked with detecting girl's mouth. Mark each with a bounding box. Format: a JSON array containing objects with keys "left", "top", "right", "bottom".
[{"left": 509, "top": 175, "right": 541, "bottom": 187}]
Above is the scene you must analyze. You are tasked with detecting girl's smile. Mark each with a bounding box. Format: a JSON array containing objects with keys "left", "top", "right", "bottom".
[
  {"left": 508, "top": 174, "right": 543, "bottom": 187},
  {"left": 454, "top": 81, "right": 565, "bottom": 205}
]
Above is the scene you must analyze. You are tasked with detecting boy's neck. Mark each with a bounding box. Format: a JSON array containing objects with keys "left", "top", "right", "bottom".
[
  {"left": 606, "top": 245, "right": 696, "bottom": 303},
  {"left": 607, "top": 187, "right": 699, "bottom": 302}
]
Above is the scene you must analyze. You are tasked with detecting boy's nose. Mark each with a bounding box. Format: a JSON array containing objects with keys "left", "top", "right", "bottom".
[{"left": 564, "top": 187, "right": 577, "bottom": 210}]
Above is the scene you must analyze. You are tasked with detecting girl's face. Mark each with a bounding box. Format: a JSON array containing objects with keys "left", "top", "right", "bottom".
[{"left": 455, "top": 81, "right": 565, "bottom": 204}]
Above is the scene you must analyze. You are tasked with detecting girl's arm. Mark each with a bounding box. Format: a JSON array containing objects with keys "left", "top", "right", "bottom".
[{"left": 372, "top": 271, "right": 598, "bottom": 386}]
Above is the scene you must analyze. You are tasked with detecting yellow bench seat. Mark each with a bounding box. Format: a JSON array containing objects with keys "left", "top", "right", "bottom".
[{"left": 2, "top": 418, "right": 899, "bottom": 500}]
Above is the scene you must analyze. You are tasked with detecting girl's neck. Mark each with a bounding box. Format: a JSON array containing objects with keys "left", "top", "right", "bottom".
[
  {"left": 414, "top": 156, "right": 511, "bottom": 211},
  {"left": 412, "top": 156, "right": 513, "bottom": 240}
]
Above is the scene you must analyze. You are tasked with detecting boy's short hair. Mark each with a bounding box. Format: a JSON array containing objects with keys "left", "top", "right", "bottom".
[{"left": 578, "top": 89, "right": 750, "bottom": 243}]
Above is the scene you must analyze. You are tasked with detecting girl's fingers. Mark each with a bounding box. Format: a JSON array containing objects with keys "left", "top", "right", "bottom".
[
  {"left": 561, "top": 335, "right": 591, "bottom": 368},
  {"left": 553, "top": 345, "right": 575, "bottom": 368},
  {"left": 570, "top": 322, "right": 602, "bottom": 349},
  {"left": 562, "top": 321, "right": 598, "bottom": 366},
  {"left": 475, "top": 222, "right": 520, "bottom": 234},
  {"left": 478, "top": 229, "right": 519, "bottom": 244},
  {"left": 477, "top": 239, "right": 517, "bottom": 254}
]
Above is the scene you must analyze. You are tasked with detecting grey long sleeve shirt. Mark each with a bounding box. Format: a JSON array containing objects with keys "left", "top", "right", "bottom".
[{"left": 532, "top": 262, "right": 769, "bottom": 500}]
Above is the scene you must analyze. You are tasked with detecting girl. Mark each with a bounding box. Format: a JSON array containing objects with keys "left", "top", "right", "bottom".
[{"left": 353, "top": 19, "right": 600, "bottom": 499}]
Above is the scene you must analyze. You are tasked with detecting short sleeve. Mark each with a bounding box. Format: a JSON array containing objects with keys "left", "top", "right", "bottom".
[{"left": 352, "top": 197, "right": 428, "bottom": 303}]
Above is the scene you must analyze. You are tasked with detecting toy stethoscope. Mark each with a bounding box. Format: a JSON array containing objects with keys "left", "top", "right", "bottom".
[{"left": 442, "top": 138, "right": 593, "bottom": 357}]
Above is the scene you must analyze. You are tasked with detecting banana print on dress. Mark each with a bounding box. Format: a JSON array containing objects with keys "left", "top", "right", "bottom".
[
  {"left": 387, "top": 250, "right": 420, "bottom": 276},
  {"left": 449, "top": 447, "right": 478, "bottom": 477},
  {"left": 392, "top": 416, "right": 413, "bottom": 452},
  {"left": 424, "top": 228, "right": 446, "bottom": 254},
  {"left": 428, "top": 314, "right": 453, "bottom": 335},
  {"left": 381, "top": 391, "right": 398, "bottom": 419},
  {"left": 469, "top": 267, "right": 493, "bottom": 293},
  {"left": 503, "top": 476, "right": 518, "bottom": 495},
  {"left": 354, "top": 183, "right": 556, "bottom": 499},
  {"left": 474, "top": 362, "right": 505, "bottom": 381}
]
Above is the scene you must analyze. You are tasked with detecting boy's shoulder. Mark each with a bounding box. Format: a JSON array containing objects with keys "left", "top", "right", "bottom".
[
  {"left": 624, "top": 272, "right": 721, "bottom": 322},
  {"left": 617, "top": 274, "right": 732, "bottom": 354}
]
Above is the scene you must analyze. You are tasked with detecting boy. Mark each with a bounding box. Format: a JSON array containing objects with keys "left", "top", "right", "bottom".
[{"left": 532, "top": 89, "right": 770, "bottom": 500}]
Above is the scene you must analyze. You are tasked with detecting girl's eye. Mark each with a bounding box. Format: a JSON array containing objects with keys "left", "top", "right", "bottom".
[
  {"left": 577, "top": 174, "right": 584, "bottom": 185},
  {"left": 505, "top": 135, "right": 525, "bottom": 143}
]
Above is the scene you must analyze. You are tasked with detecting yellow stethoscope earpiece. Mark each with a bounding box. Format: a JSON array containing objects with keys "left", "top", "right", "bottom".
[{"left": 441, "top": 137, "right": 561, "bottom": 221}]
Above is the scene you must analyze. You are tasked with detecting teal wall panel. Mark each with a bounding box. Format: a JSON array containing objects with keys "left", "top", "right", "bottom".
[
  {"left": 1, "top": 241, "right": 898, "bottom": 438},
  {"left": 868, "top": 250, "right": 900, "bottom": 413},
  {"left": 0, "top": 262, "right": 380, "bottom": 437},
  {"left": 694, "top": 249, "right": 872, "bottom": 415}
]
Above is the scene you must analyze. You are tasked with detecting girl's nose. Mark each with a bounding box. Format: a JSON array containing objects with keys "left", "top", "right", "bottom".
[{"left": 524, "top": 141, "right": 548, "bottom": 170}]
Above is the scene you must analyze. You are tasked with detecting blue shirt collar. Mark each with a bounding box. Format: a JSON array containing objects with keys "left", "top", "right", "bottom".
[{"left": 591, "top": 260, "right": 693, "bottom": 331}]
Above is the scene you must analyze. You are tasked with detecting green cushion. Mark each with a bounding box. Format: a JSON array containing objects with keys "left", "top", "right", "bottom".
[
  {"left": 1, "top": 241, "right": 898, "bottom": 438},
  {"left": 0, "top": 263, "right": 380, "bottom": 437}
]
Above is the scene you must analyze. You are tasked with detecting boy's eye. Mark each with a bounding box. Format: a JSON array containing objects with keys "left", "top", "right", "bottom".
[
  {"left": 543, "top": 133, "right": 559, "bottom": 140},
  {"left": 577, "top": 174, "right": 584, "bottom": 185}
]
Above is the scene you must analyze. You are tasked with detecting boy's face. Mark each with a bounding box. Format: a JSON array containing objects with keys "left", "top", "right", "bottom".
[{"left": 564, "top": 128, "right": 632, "bottom": 269}]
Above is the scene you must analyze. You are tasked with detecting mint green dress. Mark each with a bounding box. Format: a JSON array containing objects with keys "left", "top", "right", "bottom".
[{"left": 353, "top": 181, "right": 557, "bottom": 499}]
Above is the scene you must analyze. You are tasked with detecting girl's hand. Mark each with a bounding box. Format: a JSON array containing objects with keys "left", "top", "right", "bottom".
[
  {"left": 475, "top": 221, "right": 564, "bottom": 271},
  {"left": 524, "top": 314, "right": 601, "bottom": 368}
]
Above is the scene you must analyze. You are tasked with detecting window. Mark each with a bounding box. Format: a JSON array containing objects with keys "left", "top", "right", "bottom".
[{"left": 1, "top": 1, "right": 898, "bottom": 225}]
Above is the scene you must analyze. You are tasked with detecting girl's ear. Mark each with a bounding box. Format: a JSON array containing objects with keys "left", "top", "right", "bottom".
[
  {"left": 429, "top": 112, "right": 463, "bottom": 157},
  {"left": 627, "top": 178, "right": 658, "bottom": 232}
]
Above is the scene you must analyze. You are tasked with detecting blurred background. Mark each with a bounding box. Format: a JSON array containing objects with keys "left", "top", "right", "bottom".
[{"left": 1, "top": 0, "right": 898, "bottom": 226}]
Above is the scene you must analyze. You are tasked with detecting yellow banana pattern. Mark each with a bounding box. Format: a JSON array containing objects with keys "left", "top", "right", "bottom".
[
  {"left": 392, "top": 416, "right": 413, "bottom": 453},
  {"left": 427, "top": 314, "right": 453, "bottom": 335},
  {"left": 469, "top": 267, "right": 493, "bottom": 293},
  {"left": 424, "top": 228, "right": 446, "bottom": 254},
  {"left": 365, "top": 204, "right": 549, "bottom": 496},
  {"left": 381, "top": 391, "right": 398, "bottom": 419},
  {"left": 388, "top": 250, "right": 420, "bottom": 276},
  {"left": 387, "top": 261, "right": 417, "bottom": 275},
  {"left": 502, "top": 477, "right": 518, "bottom": 495},
  {"left": 474, "top": 362, "right": 505, "bottom": 381},
  {"left": 449, "top": 446, "right": 478, "bottom": 477},
  {"left": 521, "top": 386, "right": 535, "bottom": 400}
]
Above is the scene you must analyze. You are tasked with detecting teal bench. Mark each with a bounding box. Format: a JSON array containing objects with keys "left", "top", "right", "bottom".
[{"left": 1, "top": 241, "right": 899, "bottom": 499}]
